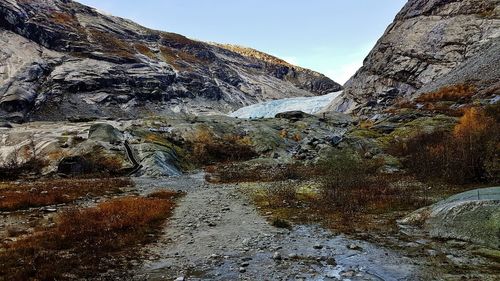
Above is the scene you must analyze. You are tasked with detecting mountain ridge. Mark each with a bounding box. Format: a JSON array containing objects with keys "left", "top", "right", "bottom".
[
  {"left": 327, "top": 0, "right": 499, "bottom": 115},
  {"left": 0, "top": 0, "right": 341, "bottom": 122}
]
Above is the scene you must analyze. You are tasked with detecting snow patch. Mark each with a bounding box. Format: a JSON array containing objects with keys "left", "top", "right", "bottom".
[{"left": 229, "top": 91, "right": 342, "bottom": 119}]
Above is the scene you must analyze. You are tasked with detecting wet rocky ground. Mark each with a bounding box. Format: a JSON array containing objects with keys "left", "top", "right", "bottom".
[{"left": 131, "top": 173, "right": 500, "bottom": 281}]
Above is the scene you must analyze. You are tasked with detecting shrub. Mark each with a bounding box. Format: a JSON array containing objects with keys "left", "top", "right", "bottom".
[
  {"left": 205, "top": 162, "right": 315, "bottom": 183},
  {"left": 415, "top": 84, "right": 476, "bottom": 103},
  {"left": 263, "top": 182, "right": 298, "bottom": 208},
  {"left": 0, "top": 178, "right": 131, "bottom": 211},
  {"left": 190, "top": 127, "right": 257, "bottom": 165},
  {"left": 0, "top": 195, "right": 178, "bottom": 280},
  {"left": 271, "top": 218, "right": 292, "bottom": 229},
  {"left": 317, "top": 150, "right": 386, "bottom": 216},
  {"left": 390, "top": 107, "right": 499, "bottom": 184}
]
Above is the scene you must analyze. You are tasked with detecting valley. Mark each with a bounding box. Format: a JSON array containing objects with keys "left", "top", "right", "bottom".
[{"left": 0, "top": 0, "right": 499, "bottom": 280}]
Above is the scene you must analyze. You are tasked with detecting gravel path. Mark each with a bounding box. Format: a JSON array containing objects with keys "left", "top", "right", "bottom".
[{"left": 133, "top": 173, "right": 422, "bottom": 281}]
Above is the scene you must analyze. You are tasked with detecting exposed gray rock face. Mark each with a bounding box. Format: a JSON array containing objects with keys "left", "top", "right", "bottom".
[
  {"left": 328, "top": 0, "right": 500, "bottom": 114},
  {"left": 88, "top": 123, "right": 123, "bottom": 144},
  {"left": 0, "top": 0, "right": 341, "bottom": 122},
  {"left": 400, "top": 187, "right": 500, "bottom": 249}
]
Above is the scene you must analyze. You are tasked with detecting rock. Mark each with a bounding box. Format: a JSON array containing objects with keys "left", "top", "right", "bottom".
[
  {"left": 288, "top": 253, "right": 298, "bottom": 259},
  {"left": 272, "top": 251, "right": 282, "bottom": 260},
  {"left": 326, "top": 0, "right": 499, "bottom": 115},
  {"left": 240, "top": 262, "right": 250, "bottom": 267},
  {"left": 0, "top": 0, "right": 341, "bottom": 122},
  {"left": 275, "top": 111, "right": 313, "bottom": 121},
  {"left": 88, "top": 123, "right": 123, "bottom": 144},
  {"left": 57, "top": 156, "right": 92, "bottom": 175},
  {"left": 0, "top": 122, "right": 12, "bottom": 128},
  {"left": 239, "top": 267, "right": 246, "bottom": 273},
  {"left": 347, "top": 244, "right": 362, "bottom": 250},
  {"left": 325, "top": 257, "right": 337, "bottom": 265},
  {"left": 174, "top": 277, "right": 185, "bottom": 281},
  {"left": 134, "top": 143, "right": 182, "bottom": 177},
  {"left": 313, "top": 243, "right": 323, "bottom": 249},
  {"left": 400, "top": 186, "right": 500, "bottom": 249}
]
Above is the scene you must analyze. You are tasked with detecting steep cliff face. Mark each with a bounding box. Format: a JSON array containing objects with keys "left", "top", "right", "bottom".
[
  {"left": 0, "top": 0, "right": 341, "bottom": 122},
  {"left": 328, "top": 0, "right": 499, "bottom": 115}
]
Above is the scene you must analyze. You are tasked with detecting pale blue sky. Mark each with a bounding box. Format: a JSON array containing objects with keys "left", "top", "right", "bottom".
[{"left": 78, "top": 0, "right": 407, "bottom": 84}]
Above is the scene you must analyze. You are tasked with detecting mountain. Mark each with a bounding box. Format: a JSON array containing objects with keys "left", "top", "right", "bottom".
[
  {"left": 327, "top": 0, "right": 499, "bottom": 115},
  {"left": 0, "top": 0, "right": 341, "bottom": 122}
]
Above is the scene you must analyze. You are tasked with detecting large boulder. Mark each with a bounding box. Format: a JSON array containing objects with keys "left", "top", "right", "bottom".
[
  {"left": 88, "top": 123, "right": 123, "bottom": 144},
  {"left": 134, "top": 143, "right": 182, "bottom": 177},
  {"left": 400, "top": 187, "right": 500, "bottom": 249}
]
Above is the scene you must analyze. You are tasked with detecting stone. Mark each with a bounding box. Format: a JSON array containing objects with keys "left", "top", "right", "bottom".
[
  {"left": 88, "top": 123, "right": 123, "bottom": 144},
  {"left": 326, "top": 0, "right": 499, "bottom": 115},
  {"left": 326, "top": 257, "right": 337, "bottom": 266},
  {"left": 347, "top": 244, "right": 361, "bottom": 250},
  {"left": 272, "top": 251, "right": 282, "bottom": 260},
  {"left": 313, "top": 243, "right": 323, "bottom": 249},
  {"left": 400, "top": 186, "right": 500, "bottom": 249}
]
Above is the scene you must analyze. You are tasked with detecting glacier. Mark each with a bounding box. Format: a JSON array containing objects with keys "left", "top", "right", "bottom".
[{"left": 229, "top": 91, "right": 342, "bottom": 119}]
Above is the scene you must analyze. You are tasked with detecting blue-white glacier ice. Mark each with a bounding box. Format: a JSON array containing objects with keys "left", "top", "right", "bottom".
[{"left": 229, "top": 91, "right": 342, "bottom": 119}]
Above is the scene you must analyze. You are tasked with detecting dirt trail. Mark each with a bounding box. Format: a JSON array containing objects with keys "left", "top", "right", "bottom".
[{"left": 133, "top": 173, "right": 422, "bottom": 281}]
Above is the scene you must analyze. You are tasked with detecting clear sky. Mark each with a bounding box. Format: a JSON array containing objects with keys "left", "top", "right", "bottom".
[{"left": 78, "top": 0, "right": 407, "bottom": 84}]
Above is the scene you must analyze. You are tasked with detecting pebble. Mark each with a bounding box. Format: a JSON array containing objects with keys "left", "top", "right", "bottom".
[
  {"left": 313, "top": 243, "right": 323, "bottom": 249},
  {"left": 174, "top": 277, "right": 185, "bottom": 281},
  {"left": 288, "top": 253, "right": 298, "bottom": 259},
  {"left": 240, "top": 262, "right": 250, "bottom": 267},
  {"left": 239, "top": 267, "right": 246, "bottom": 273},
  {"left": 347, "top": 244, "right": 361, "bottom": 250},
  {"left": 342, "top": 270, "right": 355, "bottom": 277},
  {"left": 272, "top": 251, "right": 282, "bottom": 260},
  {"left": 326, "top": 257, "right": 337, "bottom": 265}
]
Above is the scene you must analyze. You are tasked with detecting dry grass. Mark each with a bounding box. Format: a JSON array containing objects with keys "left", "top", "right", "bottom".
[
  {"left": 251, "top": 176, "right": 433, "bottom": 234},
  {"left": 359, "top": 119, "right": 375, "bottom": 129},
  {"left": 159, "top": 46, "right": 206, "bottom": 70},
  {"left": 0, "top": 178, "right": 131, "bottom": 211},
  {"left": 244, "top": 150, "right": 434, "bottom": 233},
  {"left": 0, "top": 194, "right": 178, "bottom": 280},
  {"left": 415, "top": 84, "right": 476, "bottom": 103},
  {"left": 88, "top": 29, "right": 135, "bottom": 59},
  {"left": 51, "top": 12, "right": 77, "bottom": 26},
  {"left": 134, "top": 43, "right": 156, "bottom": 59},
  {"left": 421, "top": 102, "right": 468, "bottom": 117},
  {"left": 205, "top": 162, "right": 316, "bottom": 184},
  {"left": 148, "top": 189, "right": 183, "bottom": 200}
]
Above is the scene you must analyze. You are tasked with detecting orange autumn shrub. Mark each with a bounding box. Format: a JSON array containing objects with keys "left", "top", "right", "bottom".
[{"left": 390, "top": 107, "right": 499, "bottom": 184}]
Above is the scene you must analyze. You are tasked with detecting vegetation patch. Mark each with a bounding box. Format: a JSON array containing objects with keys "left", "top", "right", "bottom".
[
  {"left": 415, "top": 84, "right": 476, "bottom": 103},
  {"left": 0, "top": 178, "right": 131, "bottom": 211},
  {"left": 389, "top": 107, "right": 499, "bottom": 184},
  {"left": 190, "top": 127, "right": 257, "bottom": 166},
  {"left": 0, "top": 193, "right": 179, "bottom": 280}
]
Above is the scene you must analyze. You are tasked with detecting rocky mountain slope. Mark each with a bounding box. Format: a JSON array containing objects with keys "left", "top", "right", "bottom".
[
  {"left": 328, "top": 0, "right": 499, "bottom": 115},
  {"left": 0, "top": 0, "right": 341, "bottom": 122}
]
